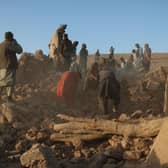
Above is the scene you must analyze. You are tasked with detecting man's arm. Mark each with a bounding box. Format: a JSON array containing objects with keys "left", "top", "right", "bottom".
[{"left": 8, "top": 39, "right": 23, "bottom": 54}]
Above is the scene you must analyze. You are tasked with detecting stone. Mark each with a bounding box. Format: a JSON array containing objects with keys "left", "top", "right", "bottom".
[
  {"left": 1, "top": 103, "right": 29, "bottom": 127},
  {"left": 2, "top": 103, "right": 16, "bottom": 123},
  {"left": 133, "top": 138, "right": 147, "bottom": 151},
  {"left": 36, "top": 132, "right": 48, "bottom": 142},
  {"left": 88, "top": 153, "right": 108, "bottom": 168},
  {"left": 147, "top": 81, "right": 160, "bottom": 91},
  {"left": 103, "top": 163, "right": 117, "bottom": 168},
  {"left": 106, "top": 158, "right": 116, "bottom": 164},
  {"left": 20, "top": 144, "right": 57, "bottom": 168},
  {"left": 71, "top": 139, "right": 83, "bottom": 149},
  {"left": 121, "top": 139, "right": 130, "bottom": 150},
  {"left": 131, "top": 110, "right": 143, "bottom": 119},
  {"left": 108, "top": 140, "right": 124, "bottom": 153},
  {"left": 147, "top": 118, "right": 168, "bottom": 168},
  {"left": 81, "top": 149, "right": 92, "bottom": 158},
  {"left": 123, "top": 150, "right": 141, "bottom": 160},
  {"left": 122, "top": 161, "right": 142, "bottom": 168},
  {"left": 0, "top": 138, "right": 4, "bottom": 148},
  {"left": 74, "top": 150, "right": 82, "bottom": 158},
  {"left": 12, "top": 122, "right": 23, "bottom": 129},
  {"left": 105, "top": 148, "right": 123, "bottom": 161},
  {"left": 118, "top": 113, "right": 130, "bottom": 122},
  {"left": 0, "top": 113, "right": 6, "bottom": 124},
  {"left": 15, "top": 139, "right": 30, "bottom": 153}
]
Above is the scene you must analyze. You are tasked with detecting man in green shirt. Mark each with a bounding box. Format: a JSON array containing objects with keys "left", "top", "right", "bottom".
[{"left": 0, "top": 32, "right": 23, "bottom": 102}]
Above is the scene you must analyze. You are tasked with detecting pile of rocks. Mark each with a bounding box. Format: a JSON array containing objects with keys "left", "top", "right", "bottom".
[{"left": 0, "top": 53, "right": 167, "bottom": 168}]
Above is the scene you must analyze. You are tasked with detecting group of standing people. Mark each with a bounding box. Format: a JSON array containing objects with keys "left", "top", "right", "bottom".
[
  {"left": 0, "top": 26, "right": 152, "bottom": 117},
  {"left": 49, "top": 24, "right": 76, "bottom": 71},
  {"left": 55, "top": 35, "right": 152, "bottom": 115},
  {"left": 131, "top": 43, "right": 152, "bottom": 72},
  {"left": 0, "top": 32, "right": 23, "bottom": 103},
  {"left": 116, "top": 43, "right": 152, "bottom": 74},
  {"left": 49, "top": 24, "right": 88, "bottom": 75}
]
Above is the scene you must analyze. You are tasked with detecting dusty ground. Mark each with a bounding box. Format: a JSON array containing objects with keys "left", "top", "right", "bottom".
[{"left": 0, "top": 52, "right": 167, "bottom": 168}]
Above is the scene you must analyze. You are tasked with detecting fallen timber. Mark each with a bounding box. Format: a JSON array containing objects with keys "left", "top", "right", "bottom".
[{"left": 50, "top": 114, "right": 166, "bottom": 145}]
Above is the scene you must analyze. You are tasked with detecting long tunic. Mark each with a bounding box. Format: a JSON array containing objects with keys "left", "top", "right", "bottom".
[
  {"left": 99, "top": 70, "right": 120, "bottom": 103},
  {"left": 0, "top": 39, "right": 22, "bottom": 87},
  {"left": 56, "top": 71, "right": 79, "bottom": 105},
  {"left": 79, "top": 48, "right": 88, "bottom": 73}
]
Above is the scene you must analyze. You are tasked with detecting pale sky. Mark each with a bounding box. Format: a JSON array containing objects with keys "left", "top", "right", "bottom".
[{"left": 0, "top": 0, "right": 168, "bottom": 55}]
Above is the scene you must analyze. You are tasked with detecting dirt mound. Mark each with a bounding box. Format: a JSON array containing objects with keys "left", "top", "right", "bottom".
[
  {"left": 119, "top": 67, "right": 167, "bottom": 118},
  {"left": 0, "top": 53, "right": 167, "bottom": 168},
  {"left": 16, "top": 52, "right": 53, "bottom": 84}
]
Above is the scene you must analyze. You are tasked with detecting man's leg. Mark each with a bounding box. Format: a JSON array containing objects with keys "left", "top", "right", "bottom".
[
  {"left": 99, "top": 97, "right": 108, "bottom": 114},
  {"left": 113, "top": 97, "right": 120, "bottom": 112},
  {"left": 6, "top": 86, "right": 14, "bottom": 101},
  {"left": 6, "top": 69, "right": 16, "bottom": 102},
  {"left": 0, "top": 86, "right": 4, "bottom": 100},
  {"left": 103, "top": 98, "right": 108, "bottom": 114},
  {"left": 107, "top": 99, "right": 113, "bottom": 113},
  {"left": 0, "top": 69, "right": 8, "bottom": 100},
  {"left": 98, "top": 97, "right": 104, "bottom": 114}
]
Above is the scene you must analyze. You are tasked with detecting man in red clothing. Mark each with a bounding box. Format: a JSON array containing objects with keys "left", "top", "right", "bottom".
[{"left": 56, "top": 56, "right": 81, "bottom": 106}]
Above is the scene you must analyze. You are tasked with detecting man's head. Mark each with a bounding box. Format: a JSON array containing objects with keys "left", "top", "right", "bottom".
[
  {"left": 109, "top": 46, "right": 114, "bottom": 52},
  {"left": 58, "top": 24, "right": 67, "bottom": 31},
  {"left": 135, "top": 43, "right": 140, "bottom": 48},
  {"left": 144, "top": 43, "right": 149, "bottom": 48},
  {"left": 132, "top": 49, "right": 136, "bottom": 53},
  {"left": 82, "top": 43, "right": 87, "bottom": 48},
  {"left": 5, "top": 31, "right": 14, "bottom": 41}
]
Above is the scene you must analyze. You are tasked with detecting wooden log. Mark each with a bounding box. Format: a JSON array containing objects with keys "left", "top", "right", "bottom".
[
  {"left": 50, "top": 132, "right": 108, "bottom": 148},
  {"left": 50, "top": 132, "right": 107, "bottom": 142},
  {"left": 56, "top": 114, "right": 94, "bottom": 122},
  {"left": 54, "top": 114, "right": 166, "bottom": 138}
]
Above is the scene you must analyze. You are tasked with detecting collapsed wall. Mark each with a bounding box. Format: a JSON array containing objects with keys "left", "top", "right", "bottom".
[
  {"left": 17, "top": 52, "right": 52, "bottom": 84},
  {"left": 0, "top": 53, "right": 168, "bottom": 168}
]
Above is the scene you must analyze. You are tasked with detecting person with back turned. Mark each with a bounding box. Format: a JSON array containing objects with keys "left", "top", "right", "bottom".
[
  {"left": 0, "top": 32, "right": 23, "bottom": 103},
  {"left": 98, "top": 63, "right": 120, "bottom": 114},
  {"left": 79, "top": 43, "right": 88, "bottom": 77}
]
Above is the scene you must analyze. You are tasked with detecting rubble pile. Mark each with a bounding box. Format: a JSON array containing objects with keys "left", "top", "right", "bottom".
[
  {"left": 0, "top": 53, "right": 167, "bottom": 168},
  {"left": 119, "top": 67, "right": 167, "bottom": 118}
]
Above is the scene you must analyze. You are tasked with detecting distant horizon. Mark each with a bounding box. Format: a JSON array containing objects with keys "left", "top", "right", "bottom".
[
  {"left": 0, "top": 0, "right": 168, "bottom": 55},
  {"left": 88, "top": 52, "right": 168, "bottom": 56},
  {"left": 20, "top": 50, "right": 168, "bottom": 56}
]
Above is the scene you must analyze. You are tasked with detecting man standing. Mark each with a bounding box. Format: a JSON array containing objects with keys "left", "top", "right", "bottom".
[
  {"left": 134, "top": 43, "right": 144, "bottom": 72},
  {"left": 109, "top": 46, "right": 114, "bottom": 59},
  {"left": 143, "top": 43, "right": 152, "bottom": 72},
  {"left": 79, "top": 43, "right": 88, "bottom": 76},
  {"left": 95, "top": 49, "right": 100, "bottom": 63},
  {"left": 72, "top": 41, "right": 79, "bottom": 57},
  {"left": 98, "top": 65, "right": 120, "bottom": 114},
  {"left": 56, "top": 56, "right": 81, "bottom": 107},
  {"left": 60, "top": 34, "right": 73, "bottom": 71},
  {"left": 135, "top": 43, "right": 143, "bottom": 58},
  {"left": 0, "top": 32, "right": 23, "bottom": 102},
  {"left": 49, "top": 24, "right": 67, "bottom": 59}
]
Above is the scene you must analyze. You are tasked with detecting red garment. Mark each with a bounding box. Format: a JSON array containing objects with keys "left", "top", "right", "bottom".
[{"left": 56, "top": 71, "right": 79, "bottom": 105}]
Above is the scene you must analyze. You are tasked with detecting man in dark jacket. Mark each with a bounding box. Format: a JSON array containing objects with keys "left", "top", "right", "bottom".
[
  {"left": 79, "top": 43, "right": 88, "bottom": 76},
  {"left": 60, "top": 34, "right": 72, "bottom": 71},
  {"left": 0, "top": 32, "right": 23, "bottom": 102},
  {"left": 98, "top": 67, "right": 120, "bottom": 114}
]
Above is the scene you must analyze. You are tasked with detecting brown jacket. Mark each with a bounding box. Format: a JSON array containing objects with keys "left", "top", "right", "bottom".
[{"left": 0, "top": 39, "right": 23, "bottom": 69}]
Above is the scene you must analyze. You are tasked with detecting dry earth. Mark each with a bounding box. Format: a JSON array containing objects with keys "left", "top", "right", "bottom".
[{"left": 0, "top": 52, "right": 168, "bottom": 168}]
